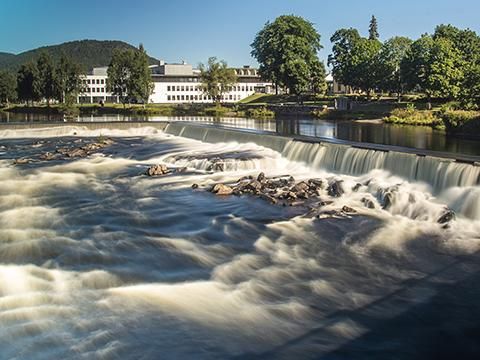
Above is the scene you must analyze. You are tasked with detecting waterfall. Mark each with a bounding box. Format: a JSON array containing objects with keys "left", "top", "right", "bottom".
[{"left": 164, "top": 123, "right": 480, "bottom": 192}]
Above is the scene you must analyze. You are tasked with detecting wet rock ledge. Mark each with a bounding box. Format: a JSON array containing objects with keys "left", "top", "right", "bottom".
[{"left": 13, "top": 137, "right": 115, "bottom": 165}]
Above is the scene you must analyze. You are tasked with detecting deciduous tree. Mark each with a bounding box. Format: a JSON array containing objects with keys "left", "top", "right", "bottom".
[
  {"left": 402, "top": 35, "right": 464, "bottom": 106},
  {"left": 251, "top": 15, "right": 324, "bottom": 96},
  {"left": 36, "top": 51, "right": 57, "bottom": 106},
  {"left": 56, "top": 52, "right": 84, "bottom": 104},
  {"left": 377, "top": 36, "right": 412, "bottom": 100},
  {"left": 199, "top": 57, "right": 237, "bottom": 104},
  {"left": 107, "top": 48, "right": 136, "bottom": 107},
  {"left": 130, "top": 44, "right": 154, "bottom": 106}
]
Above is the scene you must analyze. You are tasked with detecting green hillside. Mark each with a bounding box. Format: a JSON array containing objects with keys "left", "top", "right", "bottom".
[
  {"left": 0, "top": 52, "right": 16, "bottom": 69},
  {"left": 0, "top": 40, "right": 159, "bottom": 72}
]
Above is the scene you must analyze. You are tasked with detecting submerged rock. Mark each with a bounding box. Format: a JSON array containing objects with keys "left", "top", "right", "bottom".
[
  {"left": 39, "top": 152, "right": 59, "bottom": 161},
  {"left": 13, "top": 158, "right": 31, "bottom": 165}
]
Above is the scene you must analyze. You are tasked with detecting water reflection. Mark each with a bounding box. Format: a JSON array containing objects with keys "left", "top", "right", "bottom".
[{"left": 1, "top": 112, "right": 479, "bottom": 156}]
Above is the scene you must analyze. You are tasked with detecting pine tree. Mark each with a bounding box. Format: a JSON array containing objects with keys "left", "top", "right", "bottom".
[{"left": 369, "top": 15, "right": 379, "bottom": 40}]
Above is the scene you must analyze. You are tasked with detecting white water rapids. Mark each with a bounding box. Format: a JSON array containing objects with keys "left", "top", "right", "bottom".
[{"left": 0, "top": 125, "right": 479, "bottom": 359}]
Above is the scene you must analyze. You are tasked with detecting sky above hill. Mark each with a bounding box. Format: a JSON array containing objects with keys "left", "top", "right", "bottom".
[{"left": 1, "top": 0, "right": 479, "bottom": 67}]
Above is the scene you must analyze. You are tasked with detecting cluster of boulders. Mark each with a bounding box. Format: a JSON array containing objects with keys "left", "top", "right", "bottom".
[
  {"left": 13, "top": 138, "right": 115, "bottom": 165},
  {"left": 200, "top": 172, "right": 349, "bottom": 207},
  {"left": 56, "top": 138, "right": 115, "bottom": 158},
  {"left": 197, "top": 172, "right": 457, "bottom": 225},
  {"left": 145, "top": 164, "right": 187, "bottom": 176},
  {"left": 146, "top": 164, "right": 170, "bottom": 176}
]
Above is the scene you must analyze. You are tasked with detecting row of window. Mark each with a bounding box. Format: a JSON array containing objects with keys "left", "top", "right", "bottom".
[
  {"left": 84, "top": 87, "right": 106, "bottom": 93},
  {"left": 166, "top": 85, "right": 255, "bottom": 92},
  {"left": 83, "top": 79, "right": 105, "bottom": 85},
  {"left": 167, "top": 94, "right": 242, "bottom": 101}
]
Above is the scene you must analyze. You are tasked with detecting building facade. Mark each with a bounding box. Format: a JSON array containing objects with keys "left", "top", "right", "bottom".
[
  {"left": 78, "top": 61, "right": 275, "bottom": 104},
  {"left": 78, "top": 67, "right": 118, "bottom": 104}
]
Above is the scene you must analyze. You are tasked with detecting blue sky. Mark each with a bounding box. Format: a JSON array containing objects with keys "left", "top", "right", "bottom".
[{"left": 1, "top": 0, "right": 479, "bottom": 67}]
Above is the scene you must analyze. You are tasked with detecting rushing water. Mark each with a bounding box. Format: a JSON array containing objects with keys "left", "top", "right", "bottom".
[
  {"left": 1, "top": 125, "right": 480, "bottom": 359},
  {"left": 2, "top": 112, "right": 480, "bottom": 157}
]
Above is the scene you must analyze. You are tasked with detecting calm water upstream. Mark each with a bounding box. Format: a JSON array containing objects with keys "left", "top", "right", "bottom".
[
  {"left": 1, "top": 112, "right": 480, "bottom": 156},
  {"left": 0, "top": 122, "right": 479, "bottom": 359}
]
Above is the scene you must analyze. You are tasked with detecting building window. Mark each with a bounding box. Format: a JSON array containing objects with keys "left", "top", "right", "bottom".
[
  {"left": 167, "top": 86, "right": 171, "bottom": 91},
  {"left": 181, "top": 95, "right": 185, "bottom": 101},
  {"left": 167, "top": 95, "right": 171, "bottom": 101},
  {"left": 181, "top": 86, "right": 185, "bottom": 91},
  {"left": 101, "top": 79, "right": 105, "bottom": 84}
]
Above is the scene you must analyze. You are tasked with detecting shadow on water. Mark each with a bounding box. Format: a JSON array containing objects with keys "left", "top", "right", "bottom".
[{"left": 237, "top": 246, "right": 480, "bottom": 360}]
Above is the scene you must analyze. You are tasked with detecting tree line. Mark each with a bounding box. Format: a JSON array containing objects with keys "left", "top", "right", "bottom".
[
  {"left": 328, "top": 17, "right": 480, "bottom": 108},
  {"left": 250, "top": 15, "right": 480, "bottom": 109},
  {"left": 0, "top": 51, "right": 84, "bottom": 107},
  {"left": 0, "top": 44, "right": 154, "bottom": 108}
]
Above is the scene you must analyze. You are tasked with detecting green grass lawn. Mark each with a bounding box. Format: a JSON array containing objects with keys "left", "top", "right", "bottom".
[{"left": 239, "top": 93, "right": 333, "bottom": 106}]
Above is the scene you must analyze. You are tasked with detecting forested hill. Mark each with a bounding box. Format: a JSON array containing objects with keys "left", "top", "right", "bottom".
[
  {"left": 0, "top": 52, "right": 17, "bottom": 69},
  {"left": 0, "top": 40, "right": 159, "bottom": 71}
]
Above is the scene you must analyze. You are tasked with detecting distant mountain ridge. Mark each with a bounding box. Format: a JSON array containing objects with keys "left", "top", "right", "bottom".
[{"left": 0, "top": 40, "right": 160, "bottom": 72}]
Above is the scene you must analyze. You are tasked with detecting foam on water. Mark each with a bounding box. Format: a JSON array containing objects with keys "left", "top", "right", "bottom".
[{"left": 0, "top": 125, "right": 479, "bottom": 359}]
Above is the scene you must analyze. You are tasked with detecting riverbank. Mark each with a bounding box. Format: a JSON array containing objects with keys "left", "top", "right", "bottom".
[{"left": 2, "top": 103, "right": 276, "bottom": 119}]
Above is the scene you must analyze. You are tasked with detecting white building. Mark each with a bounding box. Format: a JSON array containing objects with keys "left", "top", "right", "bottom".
[
  {"left": 78, "top": 61, "right": 275, "bottom": 104},
  {"left": 78, "top": 67, "right": 118, "bottom": 104},
  {"left": 149, "top": 61, "right": 274, "bottom": 103}
]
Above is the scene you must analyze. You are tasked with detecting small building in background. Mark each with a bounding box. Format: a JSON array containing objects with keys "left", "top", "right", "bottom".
[{"left": 326, "top": 73, "right": 355, "bottom": 95}]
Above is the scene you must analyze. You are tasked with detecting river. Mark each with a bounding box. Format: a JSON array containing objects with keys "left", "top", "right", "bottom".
[
  {"left": 1, "top": 113, "right": 480, "bottom": 156},
  {"left": 0, "top": 121, "right": 479, "bottom": 359}
]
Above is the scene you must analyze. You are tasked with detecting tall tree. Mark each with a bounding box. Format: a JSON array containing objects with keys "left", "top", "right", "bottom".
[
  {"left": 56, "top": 52, "right": 84, "bottom": 104},
  {"left": 369, "top": 15, "right": 379, "bottom": 40},
  {"left": 328, "top": 28, "right": 382, "bottom": 96},
  {"left": 199, "top": 57, "right": 237, "bottom": 104},
  {"left": 0, "top": 70, "right": 16, "bottom": 106},
  {"left": 433, "top": 24, "right": 480, "bottom": 107},
  {"left": 461, "top": 63, "right": 480, "bottom": 108},
  {"left": 130, "top": 44, "right": 154, "bottom": 106},
  {"left": 377, "top": 36, "right": 413, "bottom": 100},
  {"left": 251, "top": 15, "right": 323, "bottom": 95},
  {"left": 36, "top": 51, "right": 57, "bottom": 106},
  {"left": 328, "top": 28, "right": 362, "bottom": 88},
  {"left": 402, "top": 34, "right": 464, "bottom": 107},
  {"left": 310, "top": 59, "right": 328, "bottom": 95},
  {"left": 16, "top": 62, "right": 40, "bottom": 105},
  {"left": 107, "top": 48, "right": 136, "bottom": 107}
]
